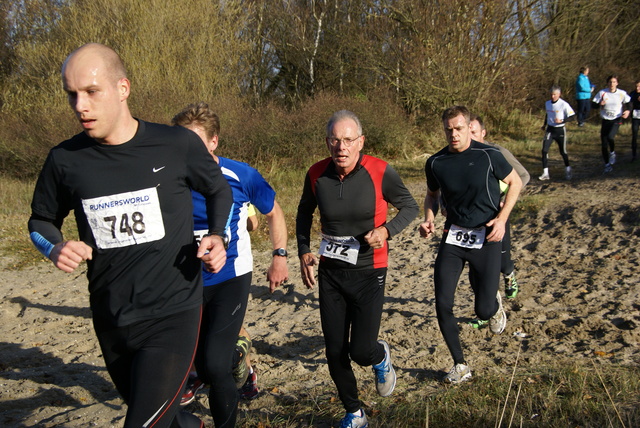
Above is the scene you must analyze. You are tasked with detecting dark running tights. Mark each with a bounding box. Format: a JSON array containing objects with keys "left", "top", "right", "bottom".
[
  {"left": 434, "top": 237, "right": 501, "bottom": 365},
  {"left": 319, "top": 267, "right": 387, "bottom": 413},
  {"left": 600, "top": 119, "right": 621, "bottom": 163},
  {"left": 95, "top": 308, "right": 204, "bottom": 428},
  {"left": 195, "top": 273, "right": 251, "bottom": 427}
]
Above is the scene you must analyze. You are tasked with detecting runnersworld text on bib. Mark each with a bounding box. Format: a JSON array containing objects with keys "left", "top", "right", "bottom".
[{"left": 82, "top": 187, "right": 165, "bottom": 249}]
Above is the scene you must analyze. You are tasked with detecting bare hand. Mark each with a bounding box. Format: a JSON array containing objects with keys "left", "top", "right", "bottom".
[
  {"left": 267, "top": 256, "right": 289, "bottom": 293},
  {"left": 485, "top": 217, "right": 506, "bottom": 242},
  {"left": 50, "top": 241, "right": 93, "bottom": 273},
  {"left": 364, "top": 226, "right": 388, "bottom": 249},
  {"left": 299, "top": 253, "right": 318, "bottom": 289},
  {"left": 419, "top": 220, "right": 436, "bottom": 239},
  {"left": 197, "top": 235, "right": 227, "bottom": 273}
]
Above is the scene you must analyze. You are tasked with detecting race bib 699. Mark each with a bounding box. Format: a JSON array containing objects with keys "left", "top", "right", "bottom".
[{"left": 82, "top": 187, "right": 165, "bottom": 249}]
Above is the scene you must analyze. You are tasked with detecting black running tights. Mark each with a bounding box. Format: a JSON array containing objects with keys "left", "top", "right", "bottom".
[{"left": 94, "top": 308, "right": 204, "bottom": 428}]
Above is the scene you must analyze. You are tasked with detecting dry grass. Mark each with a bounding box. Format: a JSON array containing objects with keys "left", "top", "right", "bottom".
[
  {"left": 230, "top": 361, "right": 639, "bottom": 427},
  {"left": 0, "top": 176, "right": 43, "bottom": 268}
]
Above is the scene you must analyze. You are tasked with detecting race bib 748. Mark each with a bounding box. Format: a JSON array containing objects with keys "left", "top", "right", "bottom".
[{"left": 81, "top": 187, "right": 165, "bottom": 249}]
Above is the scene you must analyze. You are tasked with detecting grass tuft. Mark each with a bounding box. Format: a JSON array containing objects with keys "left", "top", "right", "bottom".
[{"left": 232, "top": 363, "right": 639, "bottom": 427}]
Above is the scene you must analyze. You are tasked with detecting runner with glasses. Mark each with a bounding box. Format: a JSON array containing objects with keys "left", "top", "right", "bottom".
[{"left": 296, "top": 110, "right": 418, "bottom": 428}]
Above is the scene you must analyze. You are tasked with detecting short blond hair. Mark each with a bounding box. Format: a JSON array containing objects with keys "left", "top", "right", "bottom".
[{"left": 172, "top": 102, "right": 220, "bottom": 140}]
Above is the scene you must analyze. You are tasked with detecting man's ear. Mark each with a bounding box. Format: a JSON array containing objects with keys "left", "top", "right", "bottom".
[
  {"left": 210, "top": 134, "right": 219, "bottom": 152},
  {"left": 118, "top": 77, "right": 131, "bottom": 101}
]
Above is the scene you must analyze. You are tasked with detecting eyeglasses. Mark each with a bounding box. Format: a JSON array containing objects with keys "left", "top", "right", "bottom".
[{"left": 326, "top": 135, "right": 361, "bottom": 147}]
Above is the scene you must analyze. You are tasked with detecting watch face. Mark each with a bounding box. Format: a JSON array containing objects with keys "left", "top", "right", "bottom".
[{"left": 273, "top": 248, "right": 287, "bottom": 257}]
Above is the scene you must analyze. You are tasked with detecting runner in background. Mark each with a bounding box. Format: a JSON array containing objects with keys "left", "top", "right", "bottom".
[
  {"left": 628, "top": 79, "right": 640, "bottom": 162},
  {"left": 592, "top": 75, "right": 631, "bottom": 173},
  {"left": 539, "top": 85, "right": 575, "bottom": 181},
  {"left": 469, "top": 115, "right": 529, "bottom": 301}
]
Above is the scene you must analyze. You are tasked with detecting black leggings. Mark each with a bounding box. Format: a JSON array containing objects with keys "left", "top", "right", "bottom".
[
  {"left": 318, "top": 267, "right": 386, "bottom": 413},
  {"left": 469, "top": 220, "right": 513, "bottom": 283},
  {"left": 434, "top": 235, "right": 501, "bottom": 365},
  {"left": 195, "top": 273, "right": 251, "bottom": 428},
  {"left": 500, "top": 220, "right": 514, "bottom": 276},
  {"left": 94, "top": 308, "right": 203, "bottom": 428},
  {"left": 542, "top": 126, "right": 570, "bottom": 168},
  {"left": 600, "top": 118, "right": 622, "bottom": 163}
]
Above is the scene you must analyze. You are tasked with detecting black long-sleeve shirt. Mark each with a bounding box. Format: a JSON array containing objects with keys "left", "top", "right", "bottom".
[
  {"left": 29, "top": 120, "right": 232, "bottom": 326},
  {"left": 296, "top": 154, "right": 418, "bottom": 270}
]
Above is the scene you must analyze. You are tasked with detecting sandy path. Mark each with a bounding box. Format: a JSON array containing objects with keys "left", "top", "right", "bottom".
[{"left": 1, "top": 171, "right": 639, "bottom": 427}]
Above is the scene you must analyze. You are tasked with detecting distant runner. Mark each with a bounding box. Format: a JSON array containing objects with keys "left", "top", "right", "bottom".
[
  {"left": 593, "top": 75, "right": 631, "bottom": 173},
  {"left": 539, "top": 85, "right": 575, "bottom": 181}
]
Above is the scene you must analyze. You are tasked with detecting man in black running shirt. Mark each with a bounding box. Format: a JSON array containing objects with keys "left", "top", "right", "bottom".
[
  {"left": 419, "top": 105, "right": 522, "bottom": 385},
  {"left": 28, "top": 43, "right": 232, "bottom": 428}
]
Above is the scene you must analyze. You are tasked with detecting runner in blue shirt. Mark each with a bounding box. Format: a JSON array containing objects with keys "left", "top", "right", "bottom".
[{"left": 172, "top": 102, "right": 288, "bottom": 427}]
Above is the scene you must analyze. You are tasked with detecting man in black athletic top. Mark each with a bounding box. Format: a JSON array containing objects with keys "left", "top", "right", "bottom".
[
  {"left": 28, "top": 43, "right": 232, "bottom": 428},
  {"left": 296, "top": 110, "right": 418, "bottom": 427},
  {"left": 419, "top": 106, "right": 522, "bottom": 384}
]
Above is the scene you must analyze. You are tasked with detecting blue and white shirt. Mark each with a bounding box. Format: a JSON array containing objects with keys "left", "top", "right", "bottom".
[{"left": 192, "top": 157, "right": 276, "bottom": 286}]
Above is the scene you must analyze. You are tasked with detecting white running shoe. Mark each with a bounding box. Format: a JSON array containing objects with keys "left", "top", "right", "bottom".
[
  {"left": 489, "top": 291, "right": 507, "bottom": 334},
  {"left": 444, "top": 363, "right": 472, "bottom": 384},
  {"left": 604, "top": 163, "right": 613, "bottom": 174},
  {"left": 372, "top": 339, "right": 396, "bottom": 397},
  {"left": 538, "top": 172, "right": 550, "bottom": 181},
  {"left": 339, "top": 409, "right": 369, "bottom": 428}
]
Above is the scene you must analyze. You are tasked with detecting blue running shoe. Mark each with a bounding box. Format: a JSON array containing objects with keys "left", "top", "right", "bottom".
[
  {"left": 372, "top": 339, "right": 396, "bottom": 397},
  {"left": 340, "top": 409, "right": 368, "bottom": 428}
]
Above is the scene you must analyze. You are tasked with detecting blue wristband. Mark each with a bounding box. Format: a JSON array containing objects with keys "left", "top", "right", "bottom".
[{"left": 30, "top": 231, "right": 55, "bottom": 258}]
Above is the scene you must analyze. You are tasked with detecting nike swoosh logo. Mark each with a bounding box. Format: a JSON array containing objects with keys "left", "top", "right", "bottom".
[{"left": 153, "top": 166, "right": 165, "bottom": 173}]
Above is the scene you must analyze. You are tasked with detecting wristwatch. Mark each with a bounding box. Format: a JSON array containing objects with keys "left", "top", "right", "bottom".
[
  {"left": 203, "top": 233, "right": 229, "bottom": 250},
  {"left": 272, "top": 248, "right": 288, "bottom": 257}
]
